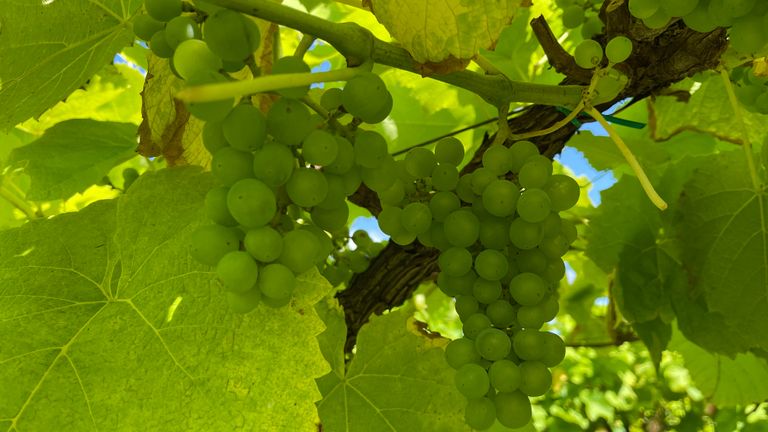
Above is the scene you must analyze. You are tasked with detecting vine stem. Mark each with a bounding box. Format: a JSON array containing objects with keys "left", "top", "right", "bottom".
[
  {"left": 719, "top": 68, "right": 763, "bottom": 191},
  {"left": 587, "top": 107, "right": 668, "bottom": 211},
  {"left": 0, "top": 182, "right": 38, "bottom": 219},
  {"left": 510, "top": 100, "right": 584, "bottom": 141},
  {"left": 176, "top": 67, "right": 363, "bottom": 102}
]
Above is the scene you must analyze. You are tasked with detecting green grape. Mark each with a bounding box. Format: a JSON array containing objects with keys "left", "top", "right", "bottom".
[
  {"left": 479, "top": 216, "right": 511, "bottom": 250},
  {"left": 508, "top": 141, "right": 539, "bottom": 173},
  {"left": 518, "top": 155, "right": 552, "bottom": 189},
  {"left": 518, "top": 361, "right": 551, "bottom": 396},
  {"left": 517, "top": 303, "right": 548, "bottom": 329},
  {"left": 475, "top": 328, "right": 512, "bottom": 361},
  {"left": 252, "top": 142, "right": 295, "bottom": 187},
  {"left": 189, "top": 224, "right": 240, "bottom": 266},
  {"left": 539, "top": 234, "right": 569, "bottom": 259},
  {"left": 317, "top": 175, "right": 348, "bottom": 209},
  {"left": 133, "top": 14, "right": 165, "bottom": 41},
  {"left": 661, "top": 0, "right": 699, "bottom": 17},
  {"left": 481, "top": 145, "right": 511, "bottom": 176},
  {"left": 377, "top": 206, "right": 405, "bottom": 237},
  {"left": 360, "top": 158, "right": 397, "bottom": 193},
  {"left": 605, "top": 36, "right": 633, "bottom": 64},
  {"left": 173, "top": 39, "right": 223, "bottom": 80},
  {"left": 513, "top": 329, "right": 545, "bottom": 361},
  {"left": 463, "top": 313, "right": 492, "bottom": 339},
  {"left": 202, "top": 120, "right": 228, "bottom": 154},
  {"left": 211, "top": 147, "right": 254, "bottom": 186},
  {"left": 486, "top": 300, "right": 517, "bottom": 328},
  {"left": 391, "top": 230, "right": 417, "bottom": 246},
  {"left": 320, "top": 87, "right": 344, "bottom": 111},
  {"left": 435, "top": 137, "right": 465, "bottom": 166},
  {"left": 352, "top": 230, "right": 374, "bottom": 251},
  {"left": 279, "top": 229, "right": 320, "bottom": 274},
  {"left": 341, "top": 72, "right": 393, "bottom": 123},
  {"left": 643, "top": 8, "right": 671, "bottom": 29},
  {"left": 204, "top": 9, "right": 261, "bottom": 61},
  {"left": 470, "top": 167, "right": 497, "bottom": 195},
  {"left": 454, "top": 173, "right": 475, "bottom": 203},
  {"left": 516, "top": 189, "right": 552, "bottom": 223},
  {"left": 244, "top": 226, "right": 283, "bottom": 263},
  {"left": 515, "top": 249, "right": 548, "bottom": 275},
  {"left": 226, "top": 288, "right": 261, "bottom": 314},
  {"left": 540, "top": 332, "right": 566, "bottom": 367},
  {"left": 165, "top": 16, "right": 200, "bottom": 49},
  {"left": 205, "top": 186, "right": 238, "bottom": 226},
  {"left": 581, "top": 16, "right": 604, "bottom": 39},
  {"left": 431, "top": 163, "right": 460, "bottom": 191},
  {"left": 509, "top": 273, "right": 547, "bottom": 306},
  {"left": 494, "top": 391, "right": 532, "bottom": 428},
  {"left": 682, "top": 2, "right": 718, "bottom": 32},
  {"left": 455, "top": 295, "right": 480, "bottom": 319},
  {"left": 562, "top": 5, "right": 585, "bottom": 29},
  {"left": 437, "top": 271, "right": 476, "bottom": 297},
  {"left": 429, "top": 222, "right": 452, "bottom": 251},
  {"left": 150, "top": 30, "right": 174, "bottom": 58},
  {"left": 378, "top": 180, "right": 406, "bottom": 207},
  {"left": 145, "top": 0, "right": 181, "bottom": 21},
  {"left": 302, "top": 130, "right": 338, "bottom": 166},
  {"left": 489, "top": 359, "right": 522, "bottom": 392},
  {"left": 223, "top": 104, "right": 267, "bottom": 152},
  {"left": 446, "top": 338, "right": 481, "bottom": 369},
  {"left": 286, "top": 168, "right": 328, "bottom": 208},
  {"left": 185, "top": 71, "right": 235, "bottom": 122},
  {"left": 400, "top": 202, "right": 431, "bottom": 235},
  {"left": 346, "top": 250, "right": 370, "bottom": 273},
  {"left": 354, "top": 130, "right": 389, "bottom": 169},
  {"left": 444, "top": 209, "right": 480, "bottom": 248},
  {"left": 574, "top": 39, "right": 604, "bottom": 69},
  {"left": 729, "top": 15, "right": 768, "bottom": 54},
  {"left": 301, "top": 224, "right": 334, "bottom": 263},
  {"left": 222, "top": 59, "right": 246, "bottom": 73},
  {"left": 227, "top": 178, "right": 277, "bottom": 228},
  {"left": 454, "top": 363, "right": 490, "bottom": 399},
  {"left": 543, "top": 258, "right": 566, "bottom": 284},
  {"left": 628, "top": 0, "right": 660, "bottom": 19},
  {"left": 325, "top": 136, "right": 355, "bottom": 175},
  {"left": 272, "top": 56, "right": 311, "bottom": 99},
  {"left": 481, "top": 179, "right": 519, "bottom": 218},
  {"left": 546, "top": 174, "right": 580, "bottom": 211},
  {"left": 508, "top": 218, "right": 543, "bottom": 250},
  {"left": 257, "top": 263, "right": 296, "bottom": 301},
  {"left": 474, "top": 249, "right": 509, "bottom": 281},
  {"left": 473, "top": 278, "right": 502, "bottom": 304},
  {"left": 725, "top": 0, "right": 757, "bottom": 18},
  {"left": 405, "top": 147, "right": 437, "bottom": 178},
  {"left": 267, "top": 98, "right": 313, "bottom": 146},
  {"left": 540, "top": 211, "right": 563, "bottom": 238},
  {"left": 311, "top": 203, "right": 349, "bottom": 231},
  {"left": 439, "top": 247, "right": 473, "bottom": 277},
  {"left": 216, "top": 250, "right": 259, "bottom": 292},
  {"left": 465, "top": 398, "right": 496, "bottom": 431}
]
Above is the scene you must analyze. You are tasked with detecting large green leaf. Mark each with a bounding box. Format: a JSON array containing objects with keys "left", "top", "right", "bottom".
[
  {"left": 0, "top": 168, "right": 330, "bottom": 431},
  {"left": 8, "top": 119, "right": 138, "bottom": 201},
  {"left": 0, "top": 0, "right": 141, "bottom": 128},
  {"left": 316, "top": 306, "right": 471, "bottom": 432},
  {"left": 678, "top": 150, "right": 768, "bottom": 352}
]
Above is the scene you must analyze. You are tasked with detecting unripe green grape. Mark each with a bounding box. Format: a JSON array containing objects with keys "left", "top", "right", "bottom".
[
  {"left": 429, "top": 222, "right": 451, "bottom": 251},
  {"left": 244, "top": 226, "right": 283, "bottom": 263},
  {"left": 494, "top": 391, "right": 532, "bottom": 428},
  {"left": 320, "top": 87, "right": 344, "bottom": 111},
  {"left": 455, "top": 296, "right": 480, "bottom": 319},
  {"left": 150, "top": 30, "right": 174, "bottom": 58},
  {"left": 463, "top": 313, "right": 492, "bottom": 339},
  {"left": 227, "top": 178, "right": 277, "bottom": 228},
  {"left": 661, "top": 0, "right": 698, "bottom": 17},
  {"left": 729, "top": 15, "right": 768, "bottom": 54},
  {"left": 404, "top": 147, "right": 437, "bottom": 178},
  {"left": 430, "top": 191, "right": 461, "bottom": 222},
  {"left": 324, "top": 136, "right": 355, "bottom": 175},
  {"left": 543, "top": 258, "right": 566, "bottom": 284},
  {"left": 341, "top": 72, "right": 393, "bottom": 123},
  {"left": 216, "top": 251, "right": 259, "bottom": 293},
  {"left": 173, "top": 39, "right": 222, "bottom": 80},
  {"left": 481, "top": 179, "right": 519, "bottom": 218},
  {"left": 605, "top": 36, "right": 633, "bottom": 64},
  {"left": 518, "top": 361, "right": 551, "bottom": 396},
  {"left": 439, "top": 247, "right": 473, "bottom": 277},
  {"left": 211, "top": 147, "right": 254, "bottom": 186},
  {"left": 437, "top": 271, "right": 476, "bottom": 297},
  {"left": 354, "top": 130, "right": 389, "bottom": 168},
  {"left": 581, "top": 16, "right": 604, "bottom": 39},
  {"left": 508, "top": 141, "right": 539, "bottom": 173},
  {"left": 205, "top": 186, "right": 238, "bottom": 226},
  {"left": 470, "top": 167, "right": 497, "bottom": 195},
  {"left": 455, "top": 174, "right": 477, "bottom": 203},
  {"left": 202, "top": 120, "right": 228, "bottom": 154},
  {"left": 509, "top": 218, "right": 543, "bottom": 250},
  {"left": 279, "top": 229, "right": 320, "bottom": 274},
  {"left": 302, "top": 130, "right": 338, "bottom": 166},
  {"left": 346, "top": 250, "right": 370, "bottom": 273},
  {"left": 539, "top": 234, "right": 570, "bottom": 259},
  {"left": 489, "top": 359, "right": 521, "bottom": 392},
  {"left": 360, "top": 158, "right": 397, "bottom": 193},
  {"left": 204, "top": 9, "right": 261, "bottom": 61},
  {"left": 473, "top": 278, "right": 502, "bottom": 304},
  {"left": 399, "top": 202, "right": 431, "bottom": 235},
  {"left": 479, "top": 216, "right": 511, "bottom": 250},
  {"left": 287, "top": 168, "right": 328, "bottom": 208},
  {"left": 435, "top": 137, "right": 464, "bottom": 166},
  {"left": 682, "top": 2, "right": 718, "bottom": 32},
  {"left": 430, "top": 163, "right": 459, "bottom": 191},
  {"left": 378, "top": 206, "right": 405, "bottom": 237},
  {"left": 725, "top": 0, "right": 756, "bottom": 18},
  {"left": 390, "top": 230, "right": 417, "bottom": 246},
  {"left": 475, "top": 328, "right": 512, "bottom": 361},
  {"left": 145, "top": 0, "right": 181, "bottom": 21},
  {"left": 133, "top": 14, "right": 165, "bottom": 41},
  {"left": 546, "top": 174, "right": 580, "bottom": 211},
  {"left": 300, "top": 225, "right": 334, "bottom": 264},
  {"left": 378, "top": 180, "right": 405, "bottom": 207},
  {"left": 317, "top": 176, "right": 348, "bottom": 209},
  {"left": 562, "top": 5, "right": 585, "bottom": 28},
  {"left": 311, "top": 203, "right": 349, "bottom": 231},
  {"left": 628, "top": 0, "right": 660, "bottom": 19},
  {"left": 185, "top": 72, "right": 235, "bottom": 122},
  {"left": 445, "top": 338, "right": 481, "bottom": 369},
  {"left": 253, "top": 142, "right": 295, "bottom": 187},
  {"left": 482, "top": 144, "right": 511, "bottom": 175},
  {"left": 515, "top": 249, "right": 548, "bottom": 275},
  {"left": 272, "top": 56, "right": 311, "bottom": 99},
  {"left": 540, "top": 331, "right": 566, "bottom": 367},
  {"left": 474, "top": 249, "right": 509, "bottom": 281},
  {"left": 643, "top": 8, "right": 671, "bottom": 29},
  {"left": 222, "top": 60, "right": 246, "bottom": 73},
  {"left": 338, "top": 168, "right": 362, "bottom": 195},
  {"left": 189, "top": 224, "right": 240, "bottom": 266},
  {"left": 465, "top": 398, "right": 496, "bottom": 431},
  {"left": 165, "top": 16, "right": 200, "bottom": 49},
  {"left": 226, "top": 288, "right": 261, "bottom": 314},
  {"left": 444, "top": 209, "right": 480, "bottom": 248},
  {"left": 516, "top": 189, "right": 552, "bottom": 223},
  {"left": 574, "top": 39, "right": 604, "bottom": 69},
  {"left": 223, "top": 104, "right": 267, "bottom": 152},
  {"left": 455, "top": 363, "right": 490, "bottom": 399},
  {"left": 518, "top": 155, "right": 552, "bottom": 189},
  {"left": 486, "top": 300, "right": 517, "bottom": 328},
  {"left": 517, "top": 304, "right": 548, "bottom": 329},
  {"left": 512, "top": 329, "right": 545, "bottom": 361},
  {"left": 267, "top": 98, "right": 313, "bottom": 146},
  {"left": 509, "top": 273, "right": 547, "bottom": 306},
  {"left": 257, "top": 263, "right": 296, "bottom": 301}
]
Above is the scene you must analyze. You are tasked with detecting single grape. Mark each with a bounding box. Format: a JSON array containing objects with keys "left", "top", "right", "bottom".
[
  {"left": 729, "top": 15, "right": 768, "bottom": 54},
  {"left": 165, "top": 16, "right": 201, "bottom": 49},
  {"left": 463, "top": 313, "right": 492, "bottom": 339},
  {"left": 546, "top": 174, "right": 580, "bottom": 211},
  {"left": 515, "top": 249, "right": 548, "bottom": 275},
  {"left": 475, "top": 328, "right": 512, "bottom": 361},
  {"left": 489, "top": 359, "right": 521, "bottom": 392},
  {"left": 202, "top": 120, "right": 228, "bottom": 154},
  {"left": 205, "top": 186, "right": 238, "bottom": 226},
  {"left": 605, "top": 36, "right": 633, "bottom": 63},
  {"left": 286, "top": 168, "right": 328, "bottom": 208},
  {"left": 320, "top": 87, "right": 344, "bottom": 111},
  {"left": 204, "top": 9, "right": 261, "bottom": 61},
  {"left": 518, "top": 361, "right": 552, "bottom": 396},
  {"left": 455, "top": 295, "right": 480, "bottom": 319},
  {"left": 473, "top": 278, "right": 502, "bottom": 304},
  {"left": 661, "top": 0, "right": 699, "bottom": 17},
  {"left": 439, "top": 247, "right": 473, "bottom": 277},
  {"left": 404, "top": 147, "right": 437, "bottom": 178},
  {"left": 341, "top": 72, "right": 393, "bottom": 123},
  {"left": 516, "top": 188, "right": 552, "bottom": 223},
  {"left": 509, "top": 273, "right": 548, "bottom": 306},
  {"left": 226, "top": 288, "right": 261, "bottom": 314},
  {"left": 643, "top": 8, "right": 672, "bottom": 29},
  {"left": 443, "top": 209, "right": 480, "bottom": 248},
  {"left": 486, "top": 300, "right": 517, "bottom": 328},
  {"left": 150, "top": 30, "right": 174, "bottom": 58},
  {"left": 481, "top": 179, "right": 520, "bottom": 218},
  {"left": 455, "top": 173, "right": 477, "bottom": 203},
  {"left": 133, "top": 14, "right": 164, "bottom": 41},
  {"left": 325, "top": 136, "right": 355, "bottom": 175},
  {"left": 540, "top": 331, "right": 566, "bottom": 367},
  {"left": 311, "top": 203, "right": 349, "bottom": 231},
  {"left": 354, "top": 130, "right": 389, "bottom": 168},
  {"left": 360, "top": 158, "right": 398, "bottom": 193},
  {"left": 454, "top": 363, "right": 490, "bottom": 399},
  {"left": 267, "top": 98, "right": 313, "bottom": 146},
  {"left": 211, "top": 146, "right": 254, "bottom": 186},
  {"left": 144, "top": 0, "right": 181, "bottom": 22},
  {"left": 257, "top": 263, "right": 296, "bottom": 302},
  {"left": 478, "top": 216, "right": 511, "bottom": 250},
  {"left": 302, "top": 130, "right": 339, "bottom": 166},
  {"left": 682, "top": 2, "right": 718, "bottom": 32},
  {"left": 216, "top": 251, "right": 259, "bottom": 293},
  {"left": 431, "top": 163, "right": 460, "bottom": 191},
  {"left": 173, "top": 39, "right": 222, "bottom": 80},
  {"left": 628, "top": 0, "right": 660, "bottom": 19},
  {"left": 446, "top": 338, "right": 481, "bottom": 369},
  {"left": 481, "top": 144, "right": 511, "bottom": 175},
  {"left": 494, "top": 391, "right": 532, "bottom": 428},
  {"left": 508, "top": 141, "right": 539, "bottom": 173},
  {"left": 518, "top": 155, "right": 553, "bottom": 189},
  {"left": 272, "top": 56, "right": 312, "bottom": 98},
  {"left": 562, "top": 5, "right": 585, "bottom": 29},
  {"left": 400, "top": 202, "right": 432, "bottom": 235},
  {"left": 226, "top": 178, "right": 277, "bottom": 228},
  {"left": 252, "top": 142, "right": 295, "bottom": 187},
  {"left": 574, "top": 39, "right": 604, "bottom": 69},
  {"left": 474, "top": 249, "right": 509, "bottom": 281},
  {"left": 581, "top": 16, "right": 604, "bottom": 39},
  {"left": 244, "top": 226, "right": 283, "bottom": 263},
  {"left": 189, "top": 225, "right": 239, "bottom": 266},
  {"left": 465, "top": 398, "right": 496, "bottom": 431},
  {"left": 509, "top": 218, "right": 543, "bottom": 250},
  {"left": 223, "top": 104, "right": 267, "bottom": 152},
  {"left": 279, "top": 229, "right": 320, "bottom": 274},
  {"left": 435, "top": 137, "right": 464, "bottom": 166},
  {"left": 438, "top": 271, "right": 476, "bottom": 297},
  {"left": 470, "top": 167, "right": 497, "bottom": 195},
  {"left": 513, "top": 329, "right": 545, "bottom": 361}
]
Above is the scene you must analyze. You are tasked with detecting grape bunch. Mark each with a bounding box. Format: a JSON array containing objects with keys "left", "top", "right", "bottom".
[
  {"left": 732, "top": 66, "right": 768, "bottom": 114},
  {"left": 628, "top": 0, "right": 768, "bottom": 54},
  {"left": 555, "top": 0, "right": 605, "bottom": 39}
]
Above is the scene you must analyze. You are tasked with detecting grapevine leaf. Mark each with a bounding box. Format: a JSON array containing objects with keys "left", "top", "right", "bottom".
[
  {"left": 8, "top": 119, "right": 138, "bottom": 201},
  {"left": 316, "top": 307, "right": 472, "bottom": 432},
  {"left": 367, "top": 0, "right": 521, "bottom": 65},
  {"left": 0, "top": 168, "right": 331, "bottom": 431},
  {"left": 0, "top": 0, "right": 142, "bottom": 128}
]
